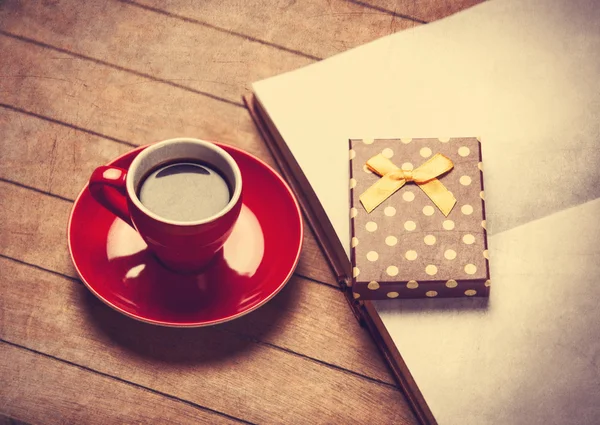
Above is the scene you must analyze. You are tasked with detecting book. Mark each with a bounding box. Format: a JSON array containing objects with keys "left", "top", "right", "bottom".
[{"left": 245, "top": 0, "right": 600, "bottom": 423}]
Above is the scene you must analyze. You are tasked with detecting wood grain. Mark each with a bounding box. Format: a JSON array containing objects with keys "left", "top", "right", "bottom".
[
  {"left": 0, "top": 180, "right": 391, "bottom": 385},
  {"left": 130, "top": 0, "right": 419, "bottom": 59},
  {"left": 0, "top": 21, "right": 335, "bottom": 284},
  {"left": 0, "top": 33, "right": 271, "bottom": 156},
  {"left": 0, "top": 0, "right": 314, "bottom": 105},
  {"left": 0, "top": 257, "right": 416, "bottom": 425},
  {"left": 0, "top": 109, "right": 334, "bottom": 285},
  {"left": 349, "top": 0, "right": 483, "bottom": 22},
  {"left": 0, "top": 343, "right": 241, "bottom": 425}
]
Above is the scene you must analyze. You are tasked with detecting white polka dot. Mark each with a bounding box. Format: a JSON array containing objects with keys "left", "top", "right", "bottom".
[
  {"left": 367, "top": 281, "right": 380, "bottom": 290},
  {"left": 424, "top": 235, "right": 436, "bottom": 245},
  {"left": 461, "top": 204, "right": 474, "bottom": 215},
  {"left": 363, "top": 138, "right": 374, "bottom": 145},
  {"left": 425, "top": 265, "right": 438, "bottom": 276},
  {"left": 366, "top": 221, "right": 378, "bottom": 232},
  {"left": 405, "top": 250, "right": 418, "bottom": 261},
  {"left": 349, "top": 149, "right": 356, "bottom": 160},
  {"left": 464, "top": 264, "right": 477, "bottom": 275},
  {"left": 353, "top": 267, "right": 360, "bottom": 277},
  {"left": 350, "top": 178, "right": 357, "bottom": 189},
  {"left": 422, "top": 205, "right": 435, "bottom": 216},
  {"left": 485, "top": 279, "right": 491, "bottom": 287},
  {"left": 382, "top": 148, "right": 394, "bottom": 158},
  {"left": 386, "top": 266, "right": 399, "bottom": 276},
  {"left": 483, "top": 250, "right": 489, "bottom": 259},
  {"left": 446, "top": 279, "right": 458, "bottom": 288},
  {"left": 351, "top": 237, "right": 359, "bottom": 248},
  {"left": 480, "top": 191, "right": 485, "bottom": 200},
  {"left": 481, "top": 220, "right": 487, "bottom": 230},
  {"left": 459, "top": 175, "right": 472, "bottom": 186},
  {"left": 444, "top": 249, "right": 457, "bottom": 260},
  {"left": 478, "top": 162, "right": 483, "bottom": 171},
  {"left": 465, "top": 289, "right": 477, "bottom": 296},
  {"left": 458, "top": 146, "right": 470, "bottom": 157},
  {"left": 439, "top": 137, "right": 450, "bottom": 143},
  {"left": 442, "top": 220, "right": 455, "bottom": 230},
  {"left": 426, "top": 290, "right": 438, "bottom": 297},
  {"left": 387, "top": 291, "right": 399, "bottom": 298},
  {"left": 402, "top": 191, "right": 415, "bottom": 202},
  {"left": 385, "top": 236, "right": 398, "bottom": 246},
  {"left": 401, "top": 162, "right": 413, "bottom": 171},
  {"left": 353, "top": 292, "right": 361, "bottom": 299},
  {"left": 463, "top": 234, "right": 475, "bottom": 244},
  {"left": 366, "top": 251, "right": 379, "bottom": 262},
  {"left": 363, "top": 164, "right": 372, "bottom": 173},
  {"left": 406, "top": 280, "right": 419, "bottom": 289},
  {"left": 404, "top": 221, "right": 416, "bottom": 231},
  {"left": 384, "top": 206, "right": 396, "bottom": 217},
  {"left": 350, "top": 208, "right": 358, "bottom": 218},
  {"left": 476, "top": 136, "right": 481, "bottom": 142},
  {"left": 420, "top": 147, "right": 432, "bottom": 158},
  {"left": 401, "top": 138, "right": 412, "bottom": 144}
]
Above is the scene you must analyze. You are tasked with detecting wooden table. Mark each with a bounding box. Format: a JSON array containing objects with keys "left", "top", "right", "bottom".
[{"left": 0, "top": 1, "right": 480, "bottom": 423}]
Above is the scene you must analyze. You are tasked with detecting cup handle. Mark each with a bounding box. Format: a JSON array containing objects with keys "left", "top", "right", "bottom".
[{"left": 89, "top": 166, "right": 134, "bottom": 227}]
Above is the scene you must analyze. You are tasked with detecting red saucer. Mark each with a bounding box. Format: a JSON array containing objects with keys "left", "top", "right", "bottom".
[{"left": 68, "top": 144, "right": 303, "bottom": 327}]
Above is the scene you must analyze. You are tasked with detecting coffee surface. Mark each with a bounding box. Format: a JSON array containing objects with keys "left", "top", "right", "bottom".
[{"left": 138, "top": 161, "right": 231, "bottom": 222}]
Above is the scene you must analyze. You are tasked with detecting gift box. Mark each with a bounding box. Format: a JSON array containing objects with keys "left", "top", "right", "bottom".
[{"left": 349, "top": 137, "right": 490, "bottom": 299}]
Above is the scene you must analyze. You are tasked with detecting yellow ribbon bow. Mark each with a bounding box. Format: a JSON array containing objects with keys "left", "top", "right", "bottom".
[{"left": 359, "top": 153, "right": 457, "bottom": 216}]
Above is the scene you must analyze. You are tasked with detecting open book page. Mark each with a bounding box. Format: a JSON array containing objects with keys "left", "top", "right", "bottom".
[
  {"left": 253, "top": 0, "right": 600, "bottom": 423},
  {"left": 376, "top": 197, "right": 600, "bottom": 424}
]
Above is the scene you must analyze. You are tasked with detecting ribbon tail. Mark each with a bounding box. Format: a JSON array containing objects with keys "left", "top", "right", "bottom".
[
  {"left": 418, "top": 179, "right": 456, "bottom": 217},
  {"left": 359, "top": 177, "right": 406, "bottom": 213}
]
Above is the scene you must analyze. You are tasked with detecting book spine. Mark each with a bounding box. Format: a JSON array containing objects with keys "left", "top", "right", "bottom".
[
  {"left": 243, "top": 93, "right": 436, "bottom": 425},
  {"left": 243, "top": 94, "right": 364, "bottom": 322}
]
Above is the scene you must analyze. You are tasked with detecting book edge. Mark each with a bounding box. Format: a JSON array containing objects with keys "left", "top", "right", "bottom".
[{"left": 243, "top": 93, "right": 437, "bottom": 425}]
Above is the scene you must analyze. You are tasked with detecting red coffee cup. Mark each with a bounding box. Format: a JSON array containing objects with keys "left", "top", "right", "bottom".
[{"left": 89, "top": 138, "right": 243, "bottom": 272}]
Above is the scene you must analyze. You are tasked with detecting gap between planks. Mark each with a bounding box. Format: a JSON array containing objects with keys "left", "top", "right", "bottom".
[
  {"left": 0, "top": 176, "right": 335, "bottom": 289},
  {"left": 0, "top": 31, "right": 244, "bottom": 108},
  {"left": 0, "top": 254, "right": 399, "bottom": 390},
  {"left": 344, "top": 0, "right": 428, "bottom": 23},
  {"left": 0, "top": 339, "right": 255, "bottom": 425},
  {"left": 116, "top": 0, "right": 323, "bottom": 61}
]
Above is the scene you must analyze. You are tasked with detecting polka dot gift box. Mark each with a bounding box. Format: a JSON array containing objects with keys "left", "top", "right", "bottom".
[{"left": 349, "top": 138, "right": 490, "bottom": 299}]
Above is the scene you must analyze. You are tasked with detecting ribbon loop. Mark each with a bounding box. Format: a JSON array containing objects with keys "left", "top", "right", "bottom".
[{"left": 359, "top": 153, "right": 456, "bottom": 216}]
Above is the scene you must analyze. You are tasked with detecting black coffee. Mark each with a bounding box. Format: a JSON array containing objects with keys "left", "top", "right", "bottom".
[{"left": 137, "top": 160, "right": 231, "bottom": 222}]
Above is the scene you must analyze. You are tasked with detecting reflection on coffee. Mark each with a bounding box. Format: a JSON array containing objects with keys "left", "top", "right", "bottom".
[{"left": 138, "top": 160, "right": 231, "bottom": 222}]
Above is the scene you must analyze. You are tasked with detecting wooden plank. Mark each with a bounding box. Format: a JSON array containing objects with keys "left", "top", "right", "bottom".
[
  {"left": 349, "top": 0, "right": 483, "bottom": 22},
  {"left": 0, "top": 180, "right": 392, "bottom": 385},
  {"left": 0, "top": 38, "right": 334, "bottom": 285},
  {"left": 0, "top": 0, "right": 314, "bottom": 105},
  {"left": 0, "top": 258, "right": 416, "bottom": 424},
  {"left": 0, "top": 0, "right": 480, "bottom": 107},
  {"left": 0, "top": 34, "right": 271, "bottom": 158},
  {"left": 0, "top": 343, "right": 242, "bottom": 425},
  {"left": 129, "top": 0, "right": 419, "bottom": 59}
]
